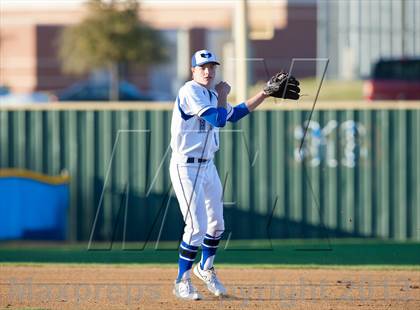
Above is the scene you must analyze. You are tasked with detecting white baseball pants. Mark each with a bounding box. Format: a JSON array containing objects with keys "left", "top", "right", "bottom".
[{"left": 169, "top": 159, "right": 225, "bottom": 247}]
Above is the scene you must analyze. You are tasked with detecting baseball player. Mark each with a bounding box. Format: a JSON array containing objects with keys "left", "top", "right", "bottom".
[{"left": 170, "top": 49, "right": 300, "bottom": 300}]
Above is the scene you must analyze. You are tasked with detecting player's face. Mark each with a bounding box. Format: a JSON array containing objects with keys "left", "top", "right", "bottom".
[{"left": 192, "top": 63, "right": 217, "bottom": 89}]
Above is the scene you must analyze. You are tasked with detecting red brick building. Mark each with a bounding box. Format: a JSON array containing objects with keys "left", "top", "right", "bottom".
[{"left": 0, "top": 1, "right": 316, "bottom": 98}]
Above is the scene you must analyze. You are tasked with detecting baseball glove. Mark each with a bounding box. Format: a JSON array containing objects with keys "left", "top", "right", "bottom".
[{"left": 263, "top": 72, "right": 300, "bottom": 100}]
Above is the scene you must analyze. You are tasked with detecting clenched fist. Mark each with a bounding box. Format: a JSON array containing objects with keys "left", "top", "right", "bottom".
[{"left": 215, "top": 81, "right": 231, "bottom": 98}]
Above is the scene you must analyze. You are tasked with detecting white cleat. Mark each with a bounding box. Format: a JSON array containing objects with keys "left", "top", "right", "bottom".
[
  {"left": 173, "top": 278, "right": 202, "bottom": 300},
  {"left": 193, "top": 264, "right": 227, "bottom": 297}
]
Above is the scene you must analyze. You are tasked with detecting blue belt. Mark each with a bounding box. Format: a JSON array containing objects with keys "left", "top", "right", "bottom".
[{"left": 186, "top": 157, "right": 208, "bottom": 163}]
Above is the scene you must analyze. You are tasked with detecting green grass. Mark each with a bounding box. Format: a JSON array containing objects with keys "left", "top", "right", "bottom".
[
  {"left": 0, "top": 239, "right": 419, "bottom": 268},
  {"left": 1, "top": 262, "right": 419, "bottom": 271},
  {"left": 248, "top": 78, "right": 364, "bottom": 101}
]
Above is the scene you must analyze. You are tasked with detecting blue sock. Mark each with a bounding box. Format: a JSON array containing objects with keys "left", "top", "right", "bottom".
[
  {"left": 200, "top": 233, "right": 222, "bottom": 270},
  {"left": 177, "top": 241, "right": 198, "bottom": 282}
]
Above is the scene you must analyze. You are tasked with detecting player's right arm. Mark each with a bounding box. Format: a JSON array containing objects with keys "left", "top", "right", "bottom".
[
  {"left": 215, "top": 81, "right": 230, "bottom": 109},
  {"left": 181, "top": 82, "right": 213, "bottom": 116},
  {"left": 194, "top": 81, "right": 231, "bottom": 128}
]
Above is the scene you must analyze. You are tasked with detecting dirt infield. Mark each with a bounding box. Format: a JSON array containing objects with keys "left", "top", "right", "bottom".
[{"left": 0, "top": 265, "right": 419, "bottom": 310}]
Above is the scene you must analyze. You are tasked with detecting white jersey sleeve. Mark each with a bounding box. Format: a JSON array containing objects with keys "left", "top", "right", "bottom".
[{"left": 180, "top": 81, "right": 214, "bottom": 116}]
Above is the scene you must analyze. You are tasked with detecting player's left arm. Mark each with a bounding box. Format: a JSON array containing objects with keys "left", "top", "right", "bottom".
[
  {"left": 227, "top": 91, "right": 268, "bottom": 123},
  {"left": 244, "top": 91, "right": 269, "bottom": 112},
  {"left": 201, "top": 81, "right": 277, "bottom": 126},
  {"left": 203, "top": 90, "right": 268, "bottom": 126},
  {"left": 228, "top": 71, "right": 301, "bottom": 123}
]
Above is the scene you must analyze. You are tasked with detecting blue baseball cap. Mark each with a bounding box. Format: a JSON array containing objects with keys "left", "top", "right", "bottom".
[{"left": 191, "top": 49, "right": 220, "bottom": 67}]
